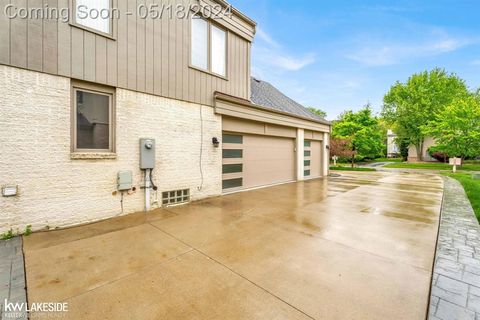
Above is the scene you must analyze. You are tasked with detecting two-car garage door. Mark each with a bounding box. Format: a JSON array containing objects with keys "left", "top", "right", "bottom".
[{"left": 222, "top": 133, "right": 296, "bottom": 192}]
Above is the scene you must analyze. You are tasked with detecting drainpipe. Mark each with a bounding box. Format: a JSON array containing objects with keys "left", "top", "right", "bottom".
[{"left": 145, "top": 169, "right": 151, "bottom": 211}]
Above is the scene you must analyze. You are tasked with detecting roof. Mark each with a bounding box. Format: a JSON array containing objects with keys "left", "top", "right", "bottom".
[{"left": 250, "top": 77, "right": 329, "bottom": 125}]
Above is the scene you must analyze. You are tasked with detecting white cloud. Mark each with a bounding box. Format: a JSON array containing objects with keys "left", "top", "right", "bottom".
[
  {"left": 252, "top": 28, "right": 316, "bottom": 72},
  {"left": 471, "top": 59, "right": 480, "bottom": 66},
  {"left": 345, "top": 34, "right": 478, "bottom": 66}
]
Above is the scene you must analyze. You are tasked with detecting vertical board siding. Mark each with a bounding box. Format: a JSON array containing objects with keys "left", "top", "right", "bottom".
[
  {"left": 0, "top": 0, "right": 11, "bottom": 64},
  {"left": 136, "top": 0, "right": 146, "bottom": 92},
  {"left": 70, "top": 27, "right": 84, "bottom": 79},
  {"left": 127, "top": 0, "right": 137, "bottom": 89},
  {"left": 1, "top": 0, "right": 253, "bottom": 107},
  {"left": 95, "top": 36, "right": 107, "bottom": 84},
  {"left": 83, "top": 32, "right": 96, "bottom": 82},
  {"left": 145, "top": 0, "right": 154, "bottom": 94},
  {"left": 27, "top": 0, "right": 43, "bottom": 71},
  {"left": 43, "top": 0, "right": 58, "bottom": 74},
  {"left": 57, "top": 0, "right": 70, "bottom": 76}
]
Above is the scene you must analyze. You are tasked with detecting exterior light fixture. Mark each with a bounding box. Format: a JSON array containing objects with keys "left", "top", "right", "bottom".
[
  {"left": 326, "top": 145, "right": 330, "bottom": 150},
  {"left": 2, "top": 185, "right": 18, "bottom": 197},
  {"left": 212, "top": 137, "right": 220, "bottom": 148}
]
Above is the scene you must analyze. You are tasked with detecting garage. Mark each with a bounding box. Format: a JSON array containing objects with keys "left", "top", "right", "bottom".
[
  {"left": 222, "top": 130, "right": 296, "bottom": 192},
  {"left": 214, "top": 78, "right": 331, "bottom": 193}
]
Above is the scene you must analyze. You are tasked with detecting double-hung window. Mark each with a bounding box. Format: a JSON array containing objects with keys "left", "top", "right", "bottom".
[
  {"left": 73, "top": 85, "right": 114, "bottom": 153},
  {"left": 191, "top": 17, "right": 227, "bottom": 77},
  {"left": 74, "top": 0, "right": 111, "bottom": 35}
]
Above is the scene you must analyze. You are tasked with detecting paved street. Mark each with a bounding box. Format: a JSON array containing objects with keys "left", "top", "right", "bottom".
[{"left": 23, "top": 172, "right": 443, "bottom": 320}]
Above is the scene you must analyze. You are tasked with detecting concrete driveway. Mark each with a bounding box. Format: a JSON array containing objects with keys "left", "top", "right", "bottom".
[{"left": 23, "top": 171, "right": 444, "bottom": 320}]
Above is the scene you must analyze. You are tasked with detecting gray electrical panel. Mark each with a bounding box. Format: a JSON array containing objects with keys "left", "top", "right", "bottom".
[
  {"left": 140, "top": 138, "right": 156, "bottom": 169},
  {"left": 117, "top": 171, "right": 133, "bottom": 191}
]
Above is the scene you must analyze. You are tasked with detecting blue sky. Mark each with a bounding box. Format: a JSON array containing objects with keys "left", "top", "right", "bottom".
[{"left": 229, "top": 0, "right": 480, "bottom": 120}]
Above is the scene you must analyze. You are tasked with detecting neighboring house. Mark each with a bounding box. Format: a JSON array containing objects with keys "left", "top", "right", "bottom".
[
  {"left": 0, "top": 1, "right": 331, "bottom": 233},
  {"left": 386, "top": 130, "right": 399, "bottom": 158},
  {"left": 408, "top": 137, "right": 437, "bottom": 162}
]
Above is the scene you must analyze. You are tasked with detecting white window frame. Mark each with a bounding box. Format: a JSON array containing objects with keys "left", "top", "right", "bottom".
[
  {"left": 71, "top": 0, "right": 115, "bottom": 39},
  {"left": 71, "top": 83, "right": 115, "bottom": 154},
  {"left": 190, "top": 16, "right": 228, "bottom": 79}
]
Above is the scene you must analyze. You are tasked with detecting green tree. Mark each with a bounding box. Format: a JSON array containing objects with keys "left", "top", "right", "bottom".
[
  {"left": 382, "top": 68, "right": 469, "bottom": 161},
  {"left": 422, "top": 95, "right": 480, "bottom": 162},
  {"left": 333, "top": 106, "right": 384, "bottom": 167},
  {"left": 307, "top": 107, "right": 327, "bottom": 119}
]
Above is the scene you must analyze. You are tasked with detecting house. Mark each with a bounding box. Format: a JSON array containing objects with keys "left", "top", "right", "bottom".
[
  {"left": 0, "top": 1, "right": 331, "bottom": 233},
  {"left": 408, "top": 137, "right": 437, "bottom": 162},
  {"left": 386, "top": 130, "right": 399, "bottom": 158}
]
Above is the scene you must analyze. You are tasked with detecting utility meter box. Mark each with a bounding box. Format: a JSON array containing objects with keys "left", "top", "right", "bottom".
[
  {"left": 140, "top": 138, "right": 156, "bottom": 169},
  {"left": 117, "top": 171, "right": 133, "bottom": 191}
]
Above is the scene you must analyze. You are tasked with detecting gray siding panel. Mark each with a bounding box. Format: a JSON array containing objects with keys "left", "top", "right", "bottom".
[
  {"left": 57, "top": 0, "right": 70, "bottom": 76},
  {"left": 116, "top": 0, "right": 128, "bottom": 88},
  {"left": 95, "top": 36, "right": 107, "bottom": 84},
  {"left": 1, "top": 0, "right": 254, "bottom": 106},
  {"left": 43, "top": 0, "right": 58, "bottom": 74},
  {"left": 27, "top": 0, "right": 43, "bottom": 71},
  {"left": 70, "top": 27, "right": 84, "bottom": 79},
  {"left": 0, "top": 0, "right": 11, "bottom": 64},
  {"left": 83, "top": 31, "right": 96, "bottom": 82},
  {"left": 127, "top": 0, "right": 137, "bottom": 90}
]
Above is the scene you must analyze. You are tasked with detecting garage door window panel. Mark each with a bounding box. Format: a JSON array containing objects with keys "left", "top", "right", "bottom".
[{"left": 223, "top": 149, "right": 243, "bottom": 159}]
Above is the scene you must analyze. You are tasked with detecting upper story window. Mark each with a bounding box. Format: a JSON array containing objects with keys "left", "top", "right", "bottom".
[
  {"left": 191, "top": 17, "right": 227, "bottom": 77},
  {"left": 75, "top": 0, "right": 111, "bottom": 35}
]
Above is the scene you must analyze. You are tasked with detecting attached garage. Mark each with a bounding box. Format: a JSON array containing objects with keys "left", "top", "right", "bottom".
[
  {"left": 215, "top": 78, "right": 332, "bottom": 193},
  {"left": 222, "top": 128, "right": 296, "bottom": 192}
]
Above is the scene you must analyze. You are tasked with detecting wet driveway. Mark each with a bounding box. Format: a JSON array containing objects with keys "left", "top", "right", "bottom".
[{"left": 23, "top": 171, "right": 444, "bottom": 320}]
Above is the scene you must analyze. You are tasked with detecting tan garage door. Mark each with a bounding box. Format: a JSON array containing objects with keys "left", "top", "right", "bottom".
[
  {"left": 304, "top": 140, "right": 322, "bottom": 179},
  {"left": 222, "top": 133, "right": 295, "bottom": 192}
]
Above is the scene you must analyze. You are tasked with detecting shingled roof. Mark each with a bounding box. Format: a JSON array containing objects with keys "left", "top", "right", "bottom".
[{"left": 250, "top": 77, "right": 329, "bottom": 124}]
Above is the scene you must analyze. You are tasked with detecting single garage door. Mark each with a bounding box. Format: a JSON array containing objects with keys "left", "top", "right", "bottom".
[
  {"left": 222, "top": 133, "right": 295, "bottom": 192},
  {"left": 304, "top": 140, "right": 323, "bottom": 179}
]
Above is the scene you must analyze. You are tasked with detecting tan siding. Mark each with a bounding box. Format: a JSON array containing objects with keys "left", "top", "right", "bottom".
[
  {"left": 70, "top": 27, "right": 84, "bottom": 78},
  {"left": 145, "top": 0, "right": 154, "bottom": 94},
  {"left": 127, "top": 0, "right": 137, "bottom": 89},
  {"left": 0, "top": 0, "right": 10, "bottom": 64},
  {"left": 95, "top": 36, "right": 107, "bottom": 84},
  {"left": 83, "top": 32, "right": 96, "bottom": 82},
  {"left": 136, "top": 0, "right": 146, "bottom": 92},
  {"left": 43, "top": 0, "right": 58, "bottom": 74},
  {"left": 1, "top": 0, "right": 254, "bottom": 107},
  {"left": 57, "top": 0, "right": 71, "bottom": 76},
  {"left": 10, "top": 0, "right": 27, "bottom": 68},
  {"left": 116, "top": 0, "right": 128, "bottom": 88},
  {"left": 27, "top": 0, "right": 43, "bottom": 71}
]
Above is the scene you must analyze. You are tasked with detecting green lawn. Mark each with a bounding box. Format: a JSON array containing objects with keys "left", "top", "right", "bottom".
[
  {"left": 444, "top": 173, "right": 480, "bottom": 222},
  {"left": 330, "top": 166, "right": 376, "bottom": 172},
  {"left": 384, "top": 162, "right": 480, "bottom": 171}
]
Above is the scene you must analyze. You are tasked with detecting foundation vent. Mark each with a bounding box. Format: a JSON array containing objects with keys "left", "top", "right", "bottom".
[{"left": 162, "top": 189, "right": 190, "bottom": 206}]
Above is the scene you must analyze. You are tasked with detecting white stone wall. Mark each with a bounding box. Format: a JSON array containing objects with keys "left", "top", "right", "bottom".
[{"left": 0, "top": 65, "right": 222, "bottom": 233}]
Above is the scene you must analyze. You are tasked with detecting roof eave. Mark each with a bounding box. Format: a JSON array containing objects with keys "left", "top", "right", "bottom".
[{"left": 214, "top": 92, "right": 332, "bottom": 126}]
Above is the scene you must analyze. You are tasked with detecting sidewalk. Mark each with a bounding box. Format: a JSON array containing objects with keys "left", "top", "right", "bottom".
[{"left": 428, "top": 177, "right": 480, "bottom": 319}]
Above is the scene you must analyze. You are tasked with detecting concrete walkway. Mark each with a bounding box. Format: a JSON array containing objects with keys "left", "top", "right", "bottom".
[
  {"left": 0, "top": 237, "right": 27, "bottom": 320},
  {"left": 429, "top": 177, "right": 480, "bottom": 320},
  {"left": 22, "top": 172, "right": 443, "bottom": 320}
]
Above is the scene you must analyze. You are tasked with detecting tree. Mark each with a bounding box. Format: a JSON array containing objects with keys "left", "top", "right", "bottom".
[
  {"left": 382, "top": 68, "right": 469, "bottom": 161},
  {"left": 422, "top": 95, "right": 480, "bottom": 163},
  {"left": 332, "top": 106, "right": 384, "bottom": 167},
  {"left": 307, "top": 107, "right": 327, "bottom": 119},
  {"left": 330, "top": 137, "right": 356, "bottom": 160}
]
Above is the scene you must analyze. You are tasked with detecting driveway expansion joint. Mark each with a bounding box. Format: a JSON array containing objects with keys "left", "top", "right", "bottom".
[{"left": 428, "top": 177, "right": 480, "bottom": 319}]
